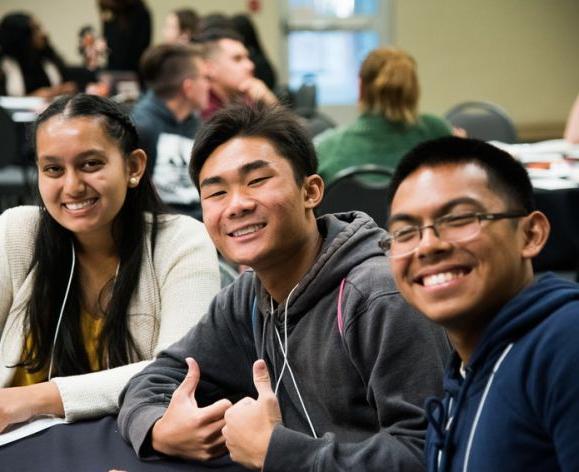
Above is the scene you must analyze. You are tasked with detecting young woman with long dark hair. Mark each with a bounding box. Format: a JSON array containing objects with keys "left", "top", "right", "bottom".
[
  {"left": 0, "top": 93, "right": 220, "bottom": 431},
  {"left": 0, "top": 12, "right": 76, "bottom": 98}
]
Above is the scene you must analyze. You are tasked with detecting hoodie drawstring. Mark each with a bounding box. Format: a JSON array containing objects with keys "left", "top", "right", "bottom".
[
  {"left": 251, "top": 287, "right": 318, "bottom": 439},
  {"left": 429, "top": 342, "right": 515, "bottom": 472},
  {"left": 462, "top": 342, "right": 514, "bottom": 472}
]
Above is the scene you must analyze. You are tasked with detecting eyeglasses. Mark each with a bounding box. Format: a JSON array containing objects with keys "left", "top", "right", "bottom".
[{"left": 379, "top": 211, "right": 528, "bottom": 258}]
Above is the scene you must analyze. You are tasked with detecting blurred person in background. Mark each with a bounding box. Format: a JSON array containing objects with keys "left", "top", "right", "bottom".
[
  {"left": 315, "top": 47, "right": 453, "bottom": 184},
  {"left": 0, "top": 12, "right": 76, "bottom": 98},
  {"left": 78, "top": 25, "right": 108, "bottom": 71},
  {"left": 162, "top": 8, "right": 200, "bottom": 45},
  {"left": 131, "top": 43, "right": 210, "bottom": 219},
  {"left": 231, "top": 13, "right": 277, "bottom": 90},
  {"left": 97, "top": 0, "right": 151, "bottom": 74},
  {"left": 199, "top": 12, "right": 233, "bottom": 32},
  {"left": 197, "top": 28, "right": 277, "bottom": 121}
]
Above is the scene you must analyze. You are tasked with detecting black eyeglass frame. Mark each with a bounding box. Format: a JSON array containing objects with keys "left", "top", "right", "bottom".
[{"left": 379, "top": 211, "right": 528, "bottom": 258}]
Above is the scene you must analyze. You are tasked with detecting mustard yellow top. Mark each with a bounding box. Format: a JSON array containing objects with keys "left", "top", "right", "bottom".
[{"left": 10, "top": 311, "right": 105, "bottom": 387}]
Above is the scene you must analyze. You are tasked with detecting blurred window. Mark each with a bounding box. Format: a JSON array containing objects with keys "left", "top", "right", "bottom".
[{"left": 286, "top": 0, "right": 388, "bottom": 105}]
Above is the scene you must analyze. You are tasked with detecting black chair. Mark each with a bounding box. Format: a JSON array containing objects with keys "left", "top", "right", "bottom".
[
  {"left": 317, "top": 164, "right": 394, "bottom": 227},
  {"left": 445, "top": 101, "right": 518, "bottom": 143},
  {"left": 293, "top": 76, "right": 317, "bottom": 118},
  {"left": 288, "top": 77, "right": 337, "bottom": 138},
  {"left": 302, "top": 111, "right": 336, "bottom": 138},
  {"left": 0, "top": 106, "right": 34, "bottom": 213}
]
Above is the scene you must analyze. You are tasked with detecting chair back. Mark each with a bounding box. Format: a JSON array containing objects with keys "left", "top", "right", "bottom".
[
  {"left": 0, "top": 105, "right": 35, "bottom": 212},
  {"left": 293, "top": 74, "right": 317, "bottom": 118},
  {"left": 317, "top": 164, "right": 394, "bottom": 227},
  {"left": 0, "top": 106, "right": 19, "bottom": 168},
  {"left": 303, "top": 111, "right": 336, "bottom": 138},
  {"left": 445, "top": 101, "right": 518, "bottom": 143}
]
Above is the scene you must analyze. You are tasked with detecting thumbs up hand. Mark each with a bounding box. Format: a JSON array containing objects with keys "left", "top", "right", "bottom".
[
  {"left": 223, "top": 359, "right": 282, "bottom": 469},
  {"left": 151, "top": 357, "right": 232, "bottom": 460}
]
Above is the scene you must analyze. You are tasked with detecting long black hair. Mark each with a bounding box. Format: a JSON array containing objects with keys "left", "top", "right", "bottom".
[{"left": 20, "top": 93, "right": 167, "bottom": 377}]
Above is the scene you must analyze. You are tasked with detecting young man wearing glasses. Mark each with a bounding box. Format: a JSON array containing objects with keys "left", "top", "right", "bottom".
[
  {"left": 385, "top": 136, "right": 579, "bottom": 471},
  {"left": 118, "top": 103, "right": 450, "bottom": 471}
]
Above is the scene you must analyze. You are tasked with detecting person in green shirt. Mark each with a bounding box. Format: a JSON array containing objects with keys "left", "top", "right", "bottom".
[{"left": 315, "top": 47, "right": 452, "bottom": 184}]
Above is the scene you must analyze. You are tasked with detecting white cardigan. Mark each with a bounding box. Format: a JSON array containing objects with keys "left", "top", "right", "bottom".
[{"left": 0, "top": 206, "right": 220, "bottom": 421}]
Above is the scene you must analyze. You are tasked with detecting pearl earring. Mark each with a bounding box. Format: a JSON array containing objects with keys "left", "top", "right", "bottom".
[{"left": 129, "top": 177, "right": 139, "bottom": 186}]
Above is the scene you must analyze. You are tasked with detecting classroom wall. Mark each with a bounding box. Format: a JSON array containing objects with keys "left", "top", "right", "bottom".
[
  {"left": 394, "top": 0, "right": 579, "bottom": 135},
  {"left": 0, "top": 0, "right": 281, "bottom": 71},
  {"left": 1, "top": 0, "right": 577, "bottom": 137}
]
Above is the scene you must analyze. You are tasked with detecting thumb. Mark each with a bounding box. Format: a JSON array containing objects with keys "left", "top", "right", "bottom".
[
  {"left": 253, "top": 359, "right": 273, "bottom": 398},
  {"left": 174, "top": 357, "right": 200, "bottom": 400}
]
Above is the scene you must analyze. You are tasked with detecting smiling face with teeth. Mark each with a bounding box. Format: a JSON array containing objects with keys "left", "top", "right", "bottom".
[
  {"left": 389, "top": 163, "right": 541, "bottom": 352},
  {"left": 36, "top": 115, "right": 144, "bottom": 244},
  {"left": 199, "top": 136, "right": 323, "bottom": 278}
]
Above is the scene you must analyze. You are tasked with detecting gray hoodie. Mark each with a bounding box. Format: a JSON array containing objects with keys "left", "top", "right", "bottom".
[{"left": 118, "top": 212, "right": 450, "bottom": 471}]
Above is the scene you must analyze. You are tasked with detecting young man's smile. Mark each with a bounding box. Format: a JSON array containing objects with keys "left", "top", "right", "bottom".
[
  {"left": 390, "top": 163, "right": 529, "bottom": 333},
  {"left": 199, "top": 136, "right": 316, "bottom": 272}
]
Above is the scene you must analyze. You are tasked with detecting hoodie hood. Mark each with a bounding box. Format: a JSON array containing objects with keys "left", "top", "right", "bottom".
[
  {"left": 468, "top": 272, "right": 579, "bottom": 371},
  {"left": 426, "top": 273, "right": 579, "bottom": 471},
  {"left": 254, "top": 211, "right": 385, "bottom": 324}
]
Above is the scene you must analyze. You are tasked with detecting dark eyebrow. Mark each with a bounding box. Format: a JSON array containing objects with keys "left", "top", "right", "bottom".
[
  {"left": 37, "top": 155, "right": 61, "bottom": 163},
  {"left": 387, "top": 197, "right": 486, "bottom": 227},
  {"left": 240, "top": 160, "right": 271, "bottom": 176},
  {"left": 199, "top": 175, "right": 224, "bottom": 188},
  {"left": 38, "top": 150, "right": 108, "bottom": 163},
  {"left": 200, "top": 160, "right": 272, "bottom": 188}
]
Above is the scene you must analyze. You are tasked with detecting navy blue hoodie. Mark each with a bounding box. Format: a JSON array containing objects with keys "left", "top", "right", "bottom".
[{"left": 425, "top": 273, "right": 579, "bottom": 472}]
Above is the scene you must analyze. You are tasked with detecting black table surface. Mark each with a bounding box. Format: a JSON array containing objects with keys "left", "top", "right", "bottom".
[
  {"left": 533, "top": 187, "right": 579, "bottom": 273},
  {"left": 0, "top": 415, "right": 251, "bottom": 472}
]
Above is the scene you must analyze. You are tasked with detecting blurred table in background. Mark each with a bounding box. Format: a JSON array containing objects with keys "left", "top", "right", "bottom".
[{"left": 493, "top": 139, "right": 579, "bottom": 278}]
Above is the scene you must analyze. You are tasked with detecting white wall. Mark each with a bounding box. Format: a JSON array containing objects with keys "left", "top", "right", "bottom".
[
  {"left": 395, "top": 0, "right": 579, "bottom": 130},
  {"left": 2, "top": 0, "right": 578, "bottom": 135},
  {"left": 0, "top": 0, "right": 281, "bottom": 70}
]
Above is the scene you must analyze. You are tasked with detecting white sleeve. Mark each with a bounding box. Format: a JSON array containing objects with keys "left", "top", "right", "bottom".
[
  {"left": 152, "top": 216, "right": 220, "bottom": 353},
  {"left": 52, "top": 215, "right": 221, "bottom": 421},
  {"left": 0, "top": 211, "right": 14, "bottom": 336}
]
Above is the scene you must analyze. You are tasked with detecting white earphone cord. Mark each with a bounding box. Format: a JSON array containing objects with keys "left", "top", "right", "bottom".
[
  {"left": 272, "top": 284, "right": 318, "bottom": 438},
  {"left": 48, "top": 242, "right": 76, "bottom": 381}
]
